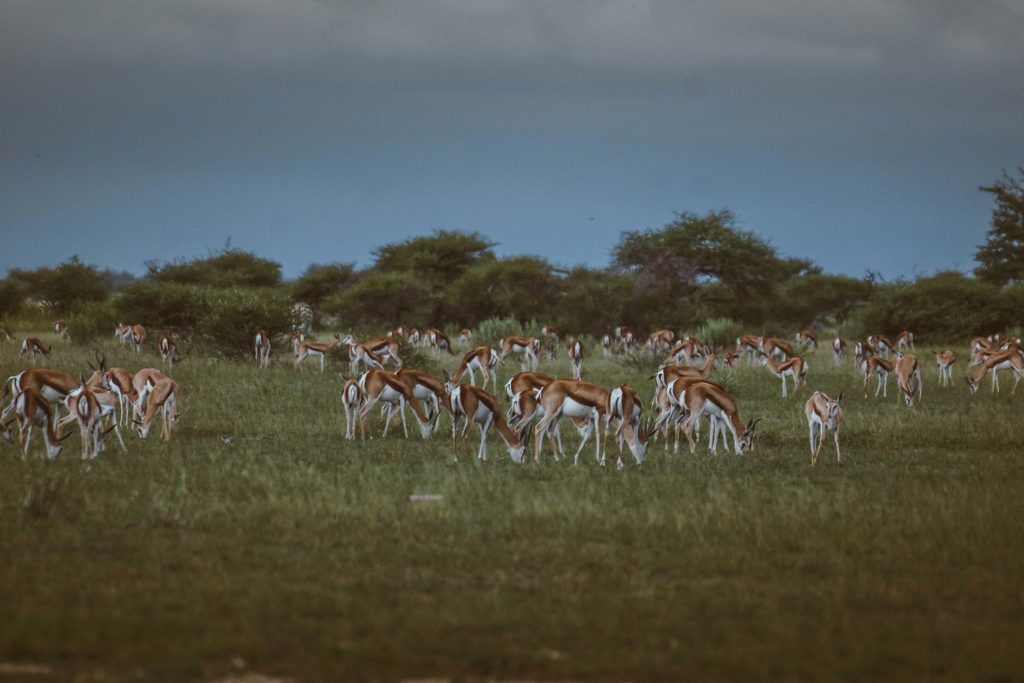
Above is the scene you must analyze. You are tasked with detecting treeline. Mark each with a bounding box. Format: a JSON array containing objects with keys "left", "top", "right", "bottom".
[{"left": 3, "top": 169, "right": 1023, "bottom": 353}]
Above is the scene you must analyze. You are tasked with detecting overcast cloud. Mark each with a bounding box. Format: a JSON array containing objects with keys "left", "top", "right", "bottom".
[{"left": 2, "top": 0, "right": 1022, "bottom": 277}]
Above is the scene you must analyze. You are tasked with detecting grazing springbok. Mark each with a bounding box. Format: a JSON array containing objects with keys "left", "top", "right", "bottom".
[
  {"left": 424, "top": 328, "right": 456, "bottom": 355},
  {"left": 736, "top": 335, "right": 763, "bottom": 365},
  {"left": 759, "top": 352, "right": 808, "bottom": 398},
  {"left": 965, "top": 349, "right": 1024, "bottom": 395},
  {"left": 567, "top": 339, "right": 585, "bottom": 380},
  {"left": 452, "top": 346, "right": 499, "bottom": 389},
  {"left": 63, "top": 379, "right": 103, "bottom": 459},
  {"left": 832, "top": 337, "right": 847, "bottom": 365},
  {"left": 447, "top": 382, "right": 525, "bottom": 462},
  {"left": 295, "top": 334, "right": 341, "bottom": 373},
  {"left": 395, "top": 369, "right": 450, "bottom": 425},
  {"left": 858, "top": 351, "right": 894, "bottom": 398},
  {"left": 255, "top": 329, "right": 271, "bottom": 368},
  {"left": 795, "top": 330, "right": 818, "bottom": 351},
  {"left": 0, "top": 326, "right": 14, "bottom": 341},
  {"left": 867, "top": 334, "right": 895, "bottom": 357},
  {"left": 724, "top": 350, "right": 741, "bottom": 368},
  {"left": 134, "top": 377, "right": 182, "bottom": 441},
  {"left": 805, "top": 391, "right": 843, "bottom": 465},
  {"left": 507, "top": 388, "right": 592, "bottom": 458},
  {"left": 654, "top": 350, "right": 718, "bottom": 387},
  {"left": 499, "top": 336, "right": 540, "bottom": 372},
  {"left": 504, "top": 372, "right": 554, "bottom": 402},
  {"left": 3, "top": 387, "right": 68, "bottom": 459},
  {"left": 456, "top": 329, "right": 472, "bottom": 347},
  {"left": 2, "top": 368, "right": 77, "bottom": 436},
  {"left": 340, "top": 378, "right": 362, "bottom": 440},
  {"left": 933, "top": 350, "right": 956, "bottom": 387},
  {"left": 646, "top": 329, "right": 675, "bottom": 352},
  {"left": 129, "top": 325, "right": 147, "bottom": 353},
  {"left": 159, "top": 332, "right": 177, "bottom": 369},
  {"left": 676, "top": 381, "right": 760, "bottom": 456},
  {"left": 893, "top": 353, "right": 922, "bottom": 407},
  {"left": 896, "top": 330, "right": 915, "bottom": 352},
  {"left": 651, "top": 375, "right": 728, "bottom": 454},
  {"left": 342, "top": 333, "right": 402, "bottom": 370},
  {"left": 19, "top": 337, "right": 51, "bottom": 364},
  {"left": 614, "top": 326, "right": 636, "bottom": 353},
  {"left": 607, "top": 384, "right": 650, "bottom": 467},
  {"left": 668, "top": 338, "right": 710, "bottom": 365},
  {"left": 105, "top": 366, "right": 138, "bottom": 426},
  {"left": 54, "top": 320, "right": 68, "bottom": 338},
  {"left": 760, "top": 337, "right": 794, "bottom": 362},
  {"left": 356, "top": 370, "right": 435, "bottom": 440}
]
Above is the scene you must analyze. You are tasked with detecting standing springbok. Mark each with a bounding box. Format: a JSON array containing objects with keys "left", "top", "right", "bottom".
[
  {"left": 64, "top": 378, "right": 103, "bottom": 459},
  {"left": 295, "top": 334, "right": 341, "bottom": 373},
  {"left": 456, "top": 329, "right": 472, "bottom": 346},
  {"left": 159, "top": 332, "right": 177, "bottom": 369},
  {"left": 858, "top": 350, "right": 894, "bottom": 398},
  {"left": 567, "top": 339, "right": 585, "bottom": 380},
  {"left": 19, "top": 337, "right": 51, "bottom": 364},
  {"left": 832, "top": 337, "right": 847, "bottom": 365},
  {"left": 54, "top": 320, "right": 68, "bottom": 338},
  {"left": 356, "top": 370, "right": 435, "bottom": 440},
  {"left": 452, "top": 346, "right": 499, "bottom": 389},
  {"left": 446, "top": 382, "right": 526, "bottom": 462},
  {"left": 736, "top": 335, "right": 763, "bottom": 365},
  {"left": 759, "top": 352, "right": 808, "bottom": 398},
  {"left": 342, "top": 333, "right": 402, "bottom": 370},
  {"left": 933, "top": 350, "right": 956, "bottom": 387},
  {"left": 867, "top": 334, "right": 895, "bottom": 357},
  {"left": 614, "top": 326, "right": 636, "bottom": 353},
  {"left": 896, "top": 330, "right": 915, "bottom": 352},
  {"left": 255, "top": 329, "right": 271, "bottom": 368},
  {"left": 805, "top": 391, "right": 843, "bottom": 465},
  {"left": 540, "top": 325, "right": 560, "bottom": 343},
  {"left": 965, "top": 349, "right": 1024, "bottom": 395},
  {"left": 340, "top": 378, "right": 362, "bottom": 440},
  {"left": 601, "top": 333, "right": 614, "bottom": 358},
  {"left": 893, "top": 353, "right": 923, "bottom": 406},
  {"left": 129, "top": 324, "right": 147, "bottom": 353},
  {"left": 499, "top": 336, "right": 540, "bottom": 372},
  {"left": 760, "top": 337, "right": 794, "bottom": 362}
]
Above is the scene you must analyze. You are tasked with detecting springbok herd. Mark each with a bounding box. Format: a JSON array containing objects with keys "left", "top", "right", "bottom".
[{"left": 2, "top": 320, "right": 1022, "bottom": 468}]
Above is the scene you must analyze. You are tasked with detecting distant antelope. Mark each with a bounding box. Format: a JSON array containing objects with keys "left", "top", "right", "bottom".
[
  {"left": 254, "top": 329, "right": 271, "bottom": 368},
  {"left": 499, "top": 336, "right": 540, "bottom": 372},
  {"left": 540, "top": 325, "right": 560, "bottom": 342},
  {"left": 646, "top": 329, "right": 675, "bottom": 352},
  {"left": 295, "top": 334, "right": 341, "bottom": 373},
  {"left": 893, "top": 353, "right": 923, "bottom": 406},
  {"left": 896, "top": 330, "right": 915, "bottom": 352},
  {"left": 614, "top": 326, "right": 636, "bottom": 353},
  {"left": 291, "top": 331, "right": 306, "bottom": 354},
  {"left": 453, "top": 346, "right": 499, "bottom": 389},
  {"left": 342, "top": 333, "right": 402, "bottom": 370},
  {"left": 456, "top": 329, "right": 472, "bottom": 347},
  {"left": 601, "top": 333, "right": 613, "bottom": 358},
  {"left": 795, "top": 330, "right": 817, "bottom": 351},
  {"left": 966, "top": 349, "right": 1024, "bottom": 395},
  {"left": 424, "top": 328, "right": 455, "bottom": 355},
  {"left": 867, "top": 334, "right": 895, "bottom": 357},
  {"left": 805, "top": 391, "right": 843, "bottom": 465},
  {"left": 446, "top": 382, "right": 525, "bottom": 462},
  {"left": 340, "top": 378, "right": 362, "bottom": 440},
  {"left": 54, "top": 320, "right": 68, "bottom": 338},
  {"left": 504, "top": 372, "right": 554, "bottom": 402},
  {"left": 668, "top": 338, "right": 709, "bottom": 365},
  {"left": 653, "top": 350, "right": 717, "bottom": 388},
  {"left": 508, "top": 389, "right": 590, "bottom": 460},
  {"left": 159, "top": 332, "right": 177, "bottom": 369},
  {"left": 0, "top": 326, "right": 14, "bottom": 342},
  {"left": 858, "top": 351, "right": 894, "bottom": 398},
  {"left": 652, "top": 375, "right": 728, "bottom": 454},
  {"left": 759, "top": 352, "right": 808, "bottom": 398},
  {"left": 19, "top": 337, "right": 50, "bottom": 364},
  {"left": 567, "top": 339, "right": 585, "bottom": 380},
  {"left": 933, "top": 350, "right": 956, "bottom": 387},
  {"left": 128, "top": 324, "right": 146, "bottom": 352},
  {"left": 832, "top": 337, "right": 847, "bottom": 365},
  {"left": 115, "top": 323, "right": 132, "bottom": 347}
]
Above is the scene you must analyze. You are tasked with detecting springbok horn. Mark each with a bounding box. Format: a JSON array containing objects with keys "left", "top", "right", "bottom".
[
  {"left": 836, "top": 390, "right": 844, "bottom": 403},
  {"left": 86, "top": 360, "right": 96, "bottom": 371},
  {"left": 59, "top": 428, "right": 75, "bottom": 441},
  {"left": 101, "top": 423, "right": 117, "bottom": 436},
  {"left": 132, "top": 419, "right": 143, "bottom": 426}
]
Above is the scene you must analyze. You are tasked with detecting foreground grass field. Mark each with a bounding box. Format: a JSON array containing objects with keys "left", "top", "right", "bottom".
[{"left": 1, "top": 333, "right": 1023, "bottom": 681}]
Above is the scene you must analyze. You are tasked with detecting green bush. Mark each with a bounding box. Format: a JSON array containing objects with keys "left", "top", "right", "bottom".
[
  {"left": 0, "top": 280, "right": 22, "bottom": 319},
  {"left": 67, "top": 302, "right": 120, "bottom": 344},
  {"left": 322, "top": 272, "right": 433, "bottom": 328},
  {"left": 197, "top": 288, "right": 294, "bottom": 358},
  {"left": 473, "top": 317, "right": 531, "bottom": 347},
  {"left": 695, "top": 318, "right": 745, "bottom": 350},
  {"left": 147, "top": 250, "right": 282, "bottom": 289},
  {"left": 114, "top": 283, "right": 211, "bottom": 332}
]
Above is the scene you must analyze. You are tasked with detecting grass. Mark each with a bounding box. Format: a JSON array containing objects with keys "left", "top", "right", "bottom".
[{"left": 1, "top": 333, "right": 1023, "bottom": 681}]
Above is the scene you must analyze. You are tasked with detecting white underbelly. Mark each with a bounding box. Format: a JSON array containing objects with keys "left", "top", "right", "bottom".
[{"left": 561, "top": 397, "right": 596, "bottom": 419}]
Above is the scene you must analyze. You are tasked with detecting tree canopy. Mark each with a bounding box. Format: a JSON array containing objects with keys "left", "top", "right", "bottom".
[{"left": 975, "top": 168, "right": 1024, "bottom": 287}]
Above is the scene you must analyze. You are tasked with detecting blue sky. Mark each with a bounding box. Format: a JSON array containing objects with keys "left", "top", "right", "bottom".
[{"left": 2, "top": 0, "right": 1022, "bottom": 279}]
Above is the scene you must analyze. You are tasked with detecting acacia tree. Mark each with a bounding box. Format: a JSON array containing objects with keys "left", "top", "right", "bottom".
[{"left": 975, "top": 167, "right": 1024, "bottom": 287}]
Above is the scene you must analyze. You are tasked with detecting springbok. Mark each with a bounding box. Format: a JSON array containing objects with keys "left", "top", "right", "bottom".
[
  {"left": 832, "top": 337, "right": 847, "bottom": 365},
  {"left": 760, "top": 337, "right": 794, "bottom": 362},
  {"left": 340, "top": 378, "right": 362, "bottom": 440},
  {"left": 499, "top": 336, "right": 540, "bottom": 372},
  {"left": 456, "top": 329, "right": 472, "bottom": 346},
  {"left": 896, "top": 330, "right": 915, "bottom": 352},
  {"left": 567, "top": 339, "right": 585, "bottom": 380},
  {"left": 614, "top": 326, "right": 636, "bottom": 353},
  {"left": 452, "top": 346, "right": 499, "bottom": 389},
  {"left": 19, "top": 337, "right": 51, "bottom": 364},
  {"left": 159, "top": 332, "right": 177, "bottom": 369},
  {"left": 255, "top": 329, "right": 271, "bottom": 368},
  {"left": 295, "top": 334, "right": 341, "bottom": 373},
  {"left": 965, "top": 349, "right": 1024, "bottom": 395},
  {"left": 795, "top": 330, "right": 818, "bottom": 351},
  {"left": 129, "top": 324, "right": 147, "bottom": 353},
  {"left": 736, "top": 335, "right": 763, "bottom": 365},
  {"left": 134, "top": 377, "right": 182, "bottom": 441},
  {"left": 2, "top": 368, "right": 77, "bottom": 434},
  {"left": 395, "top": 369, "right": 450, "bottom": 425},
  {"left": 342, "top": 333, "right": 402, "bottom": 370},
  {"left": 676, "top": 381, "right": 759, "bottom": 456},
  {"left": 933, "top": 350, "right": 956, "bottom": 387},
  {"left": 4, "top": 387, "right": 68, "bottom": 459},
  {"left": 447, "top": 383, "right": 526, "bottom": 462},
  {"left": 893, "top": 353, "right": 923, "bottom": 406},
  {"left": 356, "top": 370, "right": 435, "bottom": 440},
  {"left": 867, "top": 334, "right": 895, "bottom": 357},
  {"left": 601, "top": 333, "right": 614, "bottom": 358},
  {"left": 646, "top": 329, "right": 675, "bottom": 352},
  {"left": 63, "top": 379, "right": 103, "bottom": 459},
  {"left": 651, "top": 375, "right": 729, "bottom": 454},
  {"left": 54, "top": 320, "right": 68, "bottom": 338},
  {"left": 858, "top": 351, "right": 894, "bottom": 398},
  {"left": 654, "top": 350, "right": 718, "bottom": 387},
  {"left": 540, "top": 325, "right": 560, "bottom": 342},
  {"left": 805, "top": 391, "right": 843, "bottom": 465},
  {"left": 759, "top": 352, "right": 808, "bottom": 398}
]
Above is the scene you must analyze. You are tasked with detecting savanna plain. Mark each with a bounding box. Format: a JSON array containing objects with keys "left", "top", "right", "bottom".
[{"left": 1, "top": 331, "right": 1023, "bottom": 682}]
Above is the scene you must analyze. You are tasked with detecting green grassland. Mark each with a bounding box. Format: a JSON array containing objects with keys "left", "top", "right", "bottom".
[{"left": 1, "top": 332, "right": 1022, "bottom": 681}]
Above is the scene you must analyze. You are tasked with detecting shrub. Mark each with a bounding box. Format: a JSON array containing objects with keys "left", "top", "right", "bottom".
[
  {"left": 695, "top": 318, "right": 745, "bottom": 350},
  {"left": 197, "top": 288, "right": 294, "bottom": 358},
  {"left": 0, "top": 279, "right": 22, "bottom": 318},
  {"left": 6, "top": 257, "right": 109, "bottom": 313},
  {"left": 473, "top": 317, "right": 530, "bottom": 347},
  {"left": 113, "top": 283, "right": 210, "bottom": 332},
  {"left": 67, "top": 302, "right": 120, "bottom": 344},
  {"left": 322, "top": 272, "right": 433, "bottom": 328},
  {"left": 146, "top": 250, "right": 282, "bottom": 289}
]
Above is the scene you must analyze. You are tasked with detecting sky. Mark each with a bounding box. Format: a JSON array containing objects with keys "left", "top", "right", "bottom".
[{"left": 1, "top": 0, "right": 1022, "bottom": 280}]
